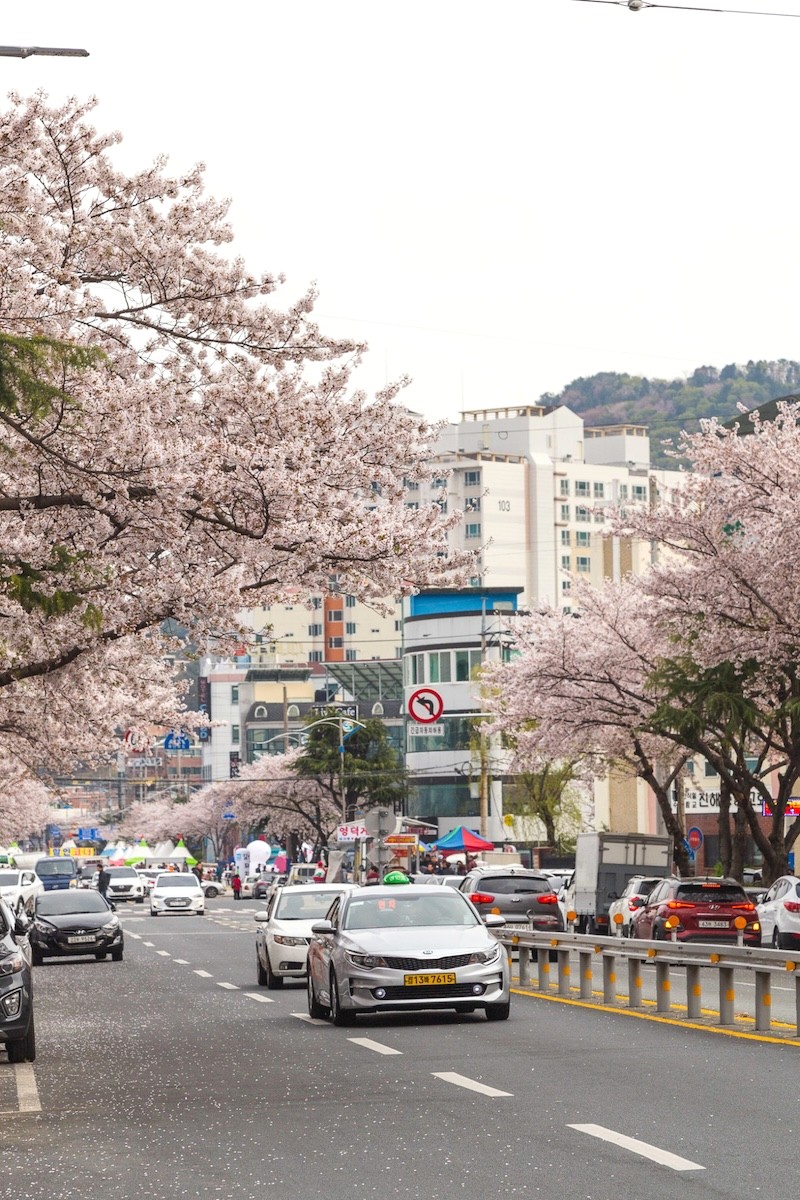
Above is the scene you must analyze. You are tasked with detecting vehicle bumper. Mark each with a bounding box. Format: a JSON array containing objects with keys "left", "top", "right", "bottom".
[
  {"left": 31, "top": 929, "right": 123, "bottom": 957},
  {"left": 268, "top": 941, "right": 310, "bottom": 977},
  {"left": 150, "top": 898, "right": 205, "bottom": 914},
  {"left": 340, "top": 959, "right": 510, "bottom": 1012}
]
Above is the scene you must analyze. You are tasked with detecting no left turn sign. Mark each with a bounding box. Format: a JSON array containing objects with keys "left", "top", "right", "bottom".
[{"left": 408, "top": 687, "right": 445, "bottom": 724}]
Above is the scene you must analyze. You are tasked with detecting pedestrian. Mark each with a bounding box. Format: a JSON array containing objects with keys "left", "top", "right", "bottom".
[
  {"left": 97, "top": 862, "right": 111, "bottom": 905},
  {"left": 231, "top": 871, "right": 242, "bottom": 901},
  {"left": 192, "top": 864, "right": 202, "bottom": 883}
]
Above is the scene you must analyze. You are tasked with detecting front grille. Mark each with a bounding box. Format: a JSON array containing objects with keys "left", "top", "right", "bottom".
[
  {"left": 376, "top": 983, "right": 486, "bottom": 1000},
  {"left": 383, "top": 954, "right": 474, "bottom": 971}
]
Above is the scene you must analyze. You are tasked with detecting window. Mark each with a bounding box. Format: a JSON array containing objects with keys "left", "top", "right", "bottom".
[
  {"left": 311, "top": 597, "right": 321, "bottom": 609},
  {"left": 455, "top": 649, "right": 483, "bottom": 681},
  {"left": 231, "top": 685, "right": 239, "bottom": 703},
  {"left": 231, "top": 724, "right": 240, "bottom": 744},
  {"left": 346, "top": 622, "right": 356, "bottom": 635},
  {"left": 594, "top": 510, "right": 605, "bottom": 523},
  {"left": 618, "top": 484, "right": 628, "bottom": 500},
  {"left": 464, "top": 470, "right": 481, "bottom": 487},
  {"left": 559, "top": 478, "right": 570, "bottom": 496},
  {"left": 465, "top": 523, "right": 481, "bottom": 539},
  {"left": 308, "top": 623, "right": 322, "bottom": 636},
  {"left": 561, "top": 529, "right": 570, "bottom": 546},
  {"left": 561, "top": 555, "right": 571, "bottom": 570},
  {"left": 465, "top": 497, "right": 481, "bottom": 512},
  {"left": 704, "top": 760, "right": 718, "bottom": 777},
  {"left": 576, "top": 531, "right": 590, "bottom": 547},
  {"left": 345, "top": 649, "right": 357, "bottom": 661},
  {"left": 372, "top": 702, "right": 384, "bottom": 716},
  {"left": 576, "top": 556, "right": 591, "bottom": 573},
  {"left": 327, "top": 610, "right": 343, "bottom": 622},
  {"left": 253, "top": 705, "right": 267, "bottom": 719},
  {"left": 328, "top": 637, "right": 343, "bottom": 649},
  {"left": 560, "top": 504, "right": 570, "bottom": 522},
  {"left": 345, "top": 595, "right": 356, "bottom": 608},
  {"left": 405, "top": 501, "right": 419, "bottom": 510},
  {"left": 432, "top": 477, "right": 447, "bottom": 490},
  {"left": 593, "top": 482, "right": 605, "bottom": 498},
  {"left": 404, "top": 479, "right": 419, "bottom": 491},
  {"left": 575, "top": 506, "right": 591, "bottom": 523},
  {"left": 562, "top": 580, "right": 571, "bottom": 593},
  {"left": 428, "top": 651, "right": 452, "bottom": 683},
  {"left": 286, "top": 704, "right": 300, "bottom": 718},
  {"left": 575, "top": 481, "right": 590, "bottom": 497},
  {"left": 633, "top": 485, "right": 647, "bottom": 500},
  {"left": 310, "top": 651, "right": 323, "bottom": 663}
]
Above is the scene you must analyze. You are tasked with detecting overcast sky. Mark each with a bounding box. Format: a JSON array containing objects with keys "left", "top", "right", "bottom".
[{"left": 9, "top": 0, "right": 800, "bottom": 425}]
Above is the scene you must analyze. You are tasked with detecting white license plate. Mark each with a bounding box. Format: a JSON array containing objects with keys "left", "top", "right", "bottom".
[
  {"left": 67, "top": 934, "right": 96, "bottom": 944},
  {"left": 698, "top": 919, "right": 729, "bottom": 929},
  {"left": 167, "top": 900, "right": 189, "bottom": 907}
]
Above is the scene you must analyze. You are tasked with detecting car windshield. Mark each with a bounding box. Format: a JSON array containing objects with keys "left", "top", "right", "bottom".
[
  {"left": 276, "top": 890, "right": 345, "bottom": 920},
  {"left": 676, "top": 884, "right": 746, "bottom": 904},
  {"left": 37, "top": 892, "right": 110, "bottom": 916},
  {"left": 343, "top": 892, "right": 480, "bottom": 930},
  {"left": 36, "top": 860, "right": 77, "bottom": 877},
  {"left": 155, "top": 875, "right": 200, "bottom": 888},
  {"left": 0, "top": 871, "right": 20, "bottom": 886},
  {"left": 108, "top": 868, "right": 137, "bottom": 878},
  {"left": 478, "top": 877, "right": 553, "bottom": 895}
]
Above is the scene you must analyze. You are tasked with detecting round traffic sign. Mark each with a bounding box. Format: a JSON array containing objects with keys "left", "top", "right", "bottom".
[
  {"left": 408, "top": 687, "right": 444, "bottom": 724},
  {"left": 687, "top": 826, "right": 704, "bottom": 851}
]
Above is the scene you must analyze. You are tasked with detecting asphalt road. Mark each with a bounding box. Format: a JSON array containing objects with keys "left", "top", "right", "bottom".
[{"left": 2, "top": 899, "right": 797, "bottom": 1200}]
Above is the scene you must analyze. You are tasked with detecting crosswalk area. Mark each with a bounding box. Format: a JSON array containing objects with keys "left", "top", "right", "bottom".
[{"left": 0, "top": 1062, "right": 40, "bottom": 1116}]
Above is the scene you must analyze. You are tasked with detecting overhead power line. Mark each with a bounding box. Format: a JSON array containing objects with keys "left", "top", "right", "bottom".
[{"left": 572, "top": 0, "right": 800, "bottom": 16}]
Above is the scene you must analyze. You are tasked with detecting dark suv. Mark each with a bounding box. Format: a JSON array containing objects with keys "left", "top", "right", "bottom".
[
  {"left": 631, "top": 876, "right": 760, "bottom": 945},
  {"left": 0, "top": 898, "right": 35, "bottom": 1062},
  {"left": 459, "top": 867, "right": 565, "bottom": 932}
]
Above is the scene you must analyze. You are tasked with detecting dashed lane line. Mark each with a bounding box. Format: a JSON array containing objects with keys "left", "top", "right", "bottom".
[
  {"left": 173, "top": 958, "right": 190, "bottom": 965},
  {"left": 291, "top": 1012, "right": 328, "bottom": 1026},
  {"left": 155, "top": 950, "right": 170, "bottom": 957},
  {"left": 244, "top": 992, "right": 274, "bottom": 1003},
  {"left": 432, "top": 1071, "right": 512, "bottom": 1098},
  {"left": 0, "top": 1064, "right": 41, "bottom": 1116},
  {"left": 348, "top": 1037, "right": 402, "bottom": 1056},
  {"left": 217, "top": 982, "right": 239, "bottom": 990},
  {"left": 193, "top": 969, "right": 213, "bottom": 978},
  {"left": 569, "top": 1124, "right": 705, "bottom": 1172}
]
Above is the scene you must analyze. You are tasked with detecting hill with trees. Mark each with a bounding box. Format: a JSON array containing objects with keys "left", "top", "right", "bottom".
[{"left": 540, "top": 360, "right": 800, "bottom": 468}]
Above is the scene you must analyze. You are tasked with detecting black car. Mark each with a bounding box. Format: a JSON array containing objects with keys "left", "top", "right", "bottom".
[
  {"left": 0, "top": 898, "right": 35, "bottom": 1062},
  {"left": 459, "top": 867, "right": 565, "bottom": 933},
  {"left": 31, "top": 890, "right": 124, "bottom": 963}
]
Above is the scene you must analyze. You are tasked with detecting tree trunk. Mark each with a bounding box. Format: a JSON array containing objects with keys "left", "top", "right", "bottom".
[
  {"left": 718, "top": 779, "right": 732, "bottom": 876},
  {"left": 730, "top": 801, "right": 748, "bottom": 881}
]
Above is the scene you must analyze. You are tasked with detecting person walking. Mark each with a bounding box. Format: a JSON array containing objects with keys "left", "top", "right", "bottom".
[
  {"left": 97, "top": 862, "right": 112, "bottom": 905},
  {"left": 231, "top": 871, "right": 242, "bottom": 901}
]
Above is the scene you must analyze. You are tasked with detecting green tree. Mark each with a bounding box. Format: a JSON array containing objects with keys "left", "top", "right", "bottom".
[
  {"left": 291, "top": 712, "right": 405, "bottom": 821},
  {"left": 502, "top": 760, "right": 583, "bottom": 854}
]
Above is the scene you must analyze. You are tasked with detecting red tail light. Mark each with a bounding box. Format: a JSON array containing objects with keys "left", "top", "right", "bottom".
[
  {"left": 667, "top": 900, "right": 695, "bottom": 910},
  {"left": 784, "top": 901, "right": 800, "bottom": 913},
  {"left": 536, "top": 893, "right": 559, "bottom": 905},
  {"left": 731, "top": 902, "right": 756, "bottom": 912},
  {"left": 468, "top": 892, "right": 495, "bottom": 905},
  {"left": 629, "top": 897, "right": 644, "bottom": 909}
]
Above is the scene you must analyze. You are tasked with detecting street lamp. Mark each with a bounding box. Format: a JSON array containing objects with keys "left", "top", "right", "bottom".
[{"left": 259, "top": 716, "right": 368, "bottom": 820}]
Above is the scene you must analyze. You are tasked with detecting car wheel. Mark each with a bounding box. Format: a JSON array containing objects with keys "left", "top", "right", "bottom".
[
  {"left": 95, "top": 951, "right": 107, "bottom": 961},
  {"left": 31, "top": 947, "right": 43, "bottom": 967},
  {"left": 777, "top": 929, "right": 794, "bottom": 950},
  {"left": 111, "top": 947, "right": 123, "bottom": 962},
  {"left": 197, "top": 909, "right": 205, "bottom": 916},
  {"left": 205, "top": 886, "right": 219, "bottom": 898},
  {"left": 6, "top": 1018, "right": 33, "bottom": 1063},
  {"left": 329, "top": 971, "right": 356, "bottom": 1026},
  {"left": 485, "top": 999, "right": 511, "bottom": 1021},
  {"left": 150, "top": 910, "right": 158, "bottom": 917},
  {"left": 256, "top": 951, "right": 268, "bottom": 987},
  {"left": 307, "top": 970, "right": 326, "bottom": 1019},
  {"left": 265, "top": 954, "right": 284, "bottom": 990},
  {"left": 136, "top": 897, "right": 144, "bottom": 905}
]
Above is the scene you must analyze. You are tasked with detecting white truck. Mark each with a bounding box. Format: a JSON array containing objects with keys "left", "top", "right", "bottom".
[{"left": 571, "top": 833, "right": 673, "bottom": 934}]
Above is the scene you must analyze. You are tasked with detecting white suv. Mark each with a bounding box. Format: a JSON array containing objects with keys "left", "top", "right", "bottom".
[
  {"left": 0, "top": 868, "right": 44, "bottom": 915},
  {"left": 150, "top": 873, "right": 205, "bottom": 916}
]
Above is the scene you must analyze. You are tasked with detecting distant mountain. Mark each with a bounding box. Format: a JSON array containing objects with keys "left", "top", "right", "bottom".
[{"left": 539, "top": 360, "right": 800, "bottom": 469}]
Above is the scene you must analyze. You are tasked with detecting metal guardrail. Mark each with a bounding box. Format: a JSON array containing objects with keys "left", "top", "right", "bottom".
[{"left": 498, "top": 928, "right": 800, "bottom": 1036}]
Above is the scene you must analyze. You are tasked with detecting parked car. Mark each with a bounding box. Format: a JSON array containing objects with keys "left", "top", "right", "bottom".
[
  {"left": 253, "top": 874, "right": 283, "bottom": 900},
  {"left": 458, "top": 866, "right": 565, "bottom": 933},
  {"left": 103, "top": 866, "right": 146, "bottom": 904},
  {"left": 0, "top": 868, "right": 44, "bottom": 915},
  {"left": 31, "top": 890, "right": 124, "bottom": 963},
  {"left": 240, "top": 875, "right": 260, "bottom": 900},
  {"left": 200, "top": 878, "right": 225, "bottom": 899},
  {"left": 254, "top": 883, "right": 356, "bottom": 988},
  {"left": 630, "top": 876, "right": 760, "bottom": 945},
  {"left": 149, "top": 873, "right": 205, "bottom": 916},
  {"left": 607, "top": 876, "right": 662, "bottom": 936},
  {"left": 0, "top": 898, "right": 35, "bottom": 1061},
  {"left": 757, "top": 876, "right": 800, "bottom": 948},
  {"left": 135, "top": 868, "right": 161, "bottom": 894},
  {"left": 307, "top": 883, "right": 510, "bottom": 1024}
]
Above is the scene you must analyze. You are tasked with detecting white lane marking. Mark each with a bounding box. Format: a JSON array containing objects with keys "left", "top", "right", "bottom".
[
  {"left": 142, "top": 941, "right": 155, "bottom": 947},
  {"left": 193, "top": 969, "right": 213, "bottom": 978},
  {"left": 569, "top": 1124, "right": 705, "bottom": 1172},
  {"left": 244, "top": 992, "right": 274, "bottom": 1004},
  {"left": 156, "top": 950, "right": 170, "bottom": 957},
  {"left": 217, "top": 982, "right": 239, "bottom": 990},
  {"left": 127, "top": 933, "right": 142, "bottom": 940},
  {"left": 14, "top": 1063, "right": 41, "bottom": 1113},
  {"left": 173, "top": 958, "right": 190, "bottom": 965},
  {"left": 432, "top": 1072, "right": 512, "bottom": 1097},
  {"left": 291, "top": 1012, "right": 328, "bottom": 1026},
  {"left": 348, "top": 1037, "right": 402, "bottom": 1056}
]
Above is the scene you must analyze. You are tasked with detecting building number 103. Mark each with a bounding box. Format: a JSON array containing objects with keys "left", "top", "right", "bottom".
[{"left": 497, "top": 499, "right": 511, "bottom": 512}]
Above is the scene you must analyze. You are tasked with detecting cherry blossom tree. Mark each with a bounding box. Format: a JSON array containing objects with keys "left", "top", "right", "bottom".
[
  {"left": 0, "top": 93, "right": 470, "bottom": 797},
  {"left": 0, "top": 754, "right": 52, "bottom": 842}
]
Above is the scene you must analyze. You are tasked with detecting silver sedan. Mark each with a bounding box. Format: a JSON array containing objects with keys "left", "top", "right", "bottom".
[{"left": 306, "top": 884, "right": 510, "bottom": 1025}]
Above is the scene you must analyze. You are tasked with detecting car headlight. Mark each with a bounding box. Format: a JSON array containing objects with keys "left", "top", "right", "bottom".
[
  {"left": 102, "top": 919, "right": 120, "bottom": 931},
  {"left": 0, "top": 951, "right": 25, "bottom": 976},
  {"left": 33, "top": 918, "right": 55, "bottom": 933},
  {"left": 273, "top": 935, "right": 307, "bottom": 947},
  {"left": 346, "top": 952, "right": 387, "bottom": 969},
  {"left": 468, "top": 944, "right": 502, "bottom": 965}
]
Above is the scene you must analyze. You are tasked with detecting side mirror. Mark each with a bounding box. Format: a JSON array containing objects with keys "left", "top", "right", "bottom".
[
  {"left": 14, "top": 912, "right": 30, "bottom": 937},
  {"left": 484, "top": 913, "right": 505, "bottom": 928},
  {"left": 310, "top": 920, "right": 333, "bottom": 935},
  {"left": 253, "top": 912, "right": 269, "bottom": 924}
]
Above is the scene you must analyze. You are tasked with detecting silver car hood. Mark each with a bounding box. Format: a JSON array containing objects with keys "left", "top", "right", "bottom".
[{"left": 339, "top": 926, "right": 495, "bottom": 954}]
